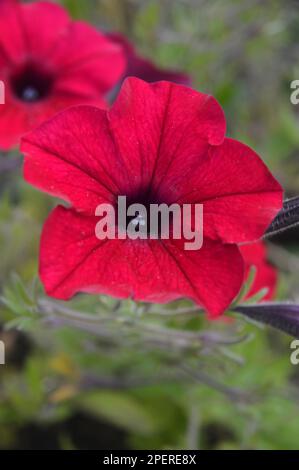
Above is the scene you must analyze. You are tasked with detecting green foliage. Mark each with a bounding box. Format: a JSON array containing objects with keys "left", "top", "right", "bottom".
[{"left": 1, "top": 0, "right": 299, "bottom": 451}]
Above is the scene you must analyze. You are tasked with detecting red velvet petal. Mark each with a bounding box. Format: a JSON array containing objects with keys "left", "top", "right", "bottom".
[
  {"left": 20, "top": 1, "right": 70, "bottom": 58},
  {"left": 0, "top": 101, "right": 29, "bottom": 150},
  {"left": 51, "top": 22, "right": 126, "bottom": 95},
  {"left": 240, "top": 241, "right": 277, "bottom": 301},
  {"left": 108, "top": 77, "right": 226, "bottom": 197},
  {"left": 0, "top": 87, "right": 106, "bottom": 150},
  {"left": 0, "top": 0, "right": 26, "bottom": 65},
  {"left": 22, "top": 106, "right": 131, "bottom": 213},
  {"left": 174, "top": 138, "right": 283, "bottom": 243},
  {"left": 40, "top": 206, "right": 244, "bottom": 317}
]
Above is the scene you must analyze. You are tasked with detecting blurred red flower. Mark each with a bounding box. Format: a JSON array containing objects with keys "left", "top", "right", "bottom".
[
  {"left": 108, "top": 33, "right": 190, "bottom": 86},
  {"left": 0, "top": 0, "right": 125, "bottom": 149},
  {"left": 240, "top": 241, "right": 277, "bottom": 301},
  {"left": 22, "top": 77, "right": 283, "bottom": 317}
]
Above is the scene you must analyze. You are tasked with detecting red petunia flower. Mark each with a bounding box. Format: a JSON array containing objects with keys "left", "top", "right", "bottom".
[
  {"left": 240, "top": 241, "right": 277, "bottom": 301},
  {"left": 21, "top": 77, "right": 283, "bottom": 317},
  {"left": 108, "top": 33, "right": 190, "bottom": 86},
  {"left": 0, "top": 0, "right": 126, "bottom": 150}
]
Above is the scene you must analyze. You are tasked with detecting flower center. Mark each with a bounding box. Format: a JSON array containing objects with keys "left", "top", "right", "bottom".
[
  {"left": 11, "top": 63, "right": 54, "bottom": 102},
  {"left": 116, "top": 190, "right": 174, "bottom": 238}
]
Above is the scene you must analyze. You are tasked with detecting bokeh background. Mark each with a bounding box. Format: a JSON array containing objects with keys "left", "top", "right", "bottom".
[{"left": 1, "top": 0, "right": 299, "bottom": 450}]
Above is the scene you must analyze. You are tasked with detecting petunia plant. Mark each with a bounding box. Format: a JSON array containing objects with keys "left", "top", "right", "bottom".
[
  {"left": 17, "top": 75, "right": 299, "bottom": 339},
  {"left": 2, "top": 0, "right": 299, "bottom": 401},
  {"left": 21, "top": 78, "right": 280, "bottom": 311}
]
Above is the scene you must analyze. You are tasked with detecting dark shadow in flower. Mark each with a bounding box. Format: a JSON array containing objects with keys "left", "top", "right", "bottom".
[{"left": 10, "top": 62, "right": 54, "bottom": 102}]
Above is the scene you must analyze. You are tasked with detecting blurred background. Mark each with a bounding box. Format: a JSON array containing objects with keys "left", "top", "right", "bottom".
[{"left": 1, "top": 0, "right": 299, "bottom": 450}]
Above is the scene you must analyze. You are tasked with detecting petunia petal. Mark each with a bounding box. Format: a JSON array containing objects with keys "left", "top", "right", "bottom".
[
  {"left": 0, "top": 100, "right": 29, "bottom": 150},
  {"left": 174, "top": 138, "right": 283, "bottom": 243},
  {"left": 0, "top": 0, "right": 26, "bottom": 65},
  {"left": 22, "top": 106, "right": 130, "bottom": 213},
  {"left": 0, "top": 0, "right": 70, "bottom": 64},
  {"left": 161, "top": 237, "right": 245, "bottom": 317},
  {"left": 52, "top": 22, "right": 126, "bottom": 95},
  {"left": 39, "top": 206, "right": 244, "bottom": 317},
  {"left": 108, "top": 77, "right": 226, "bottom": 198},
  {"left": 20, "top": 1, "right": 71, "bottom": 58},
  {"left": 0, "top": 88, "right": 106, "bottom": 151}
]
